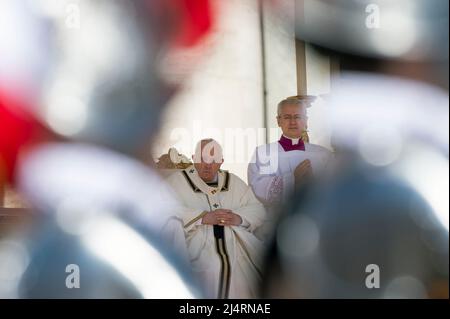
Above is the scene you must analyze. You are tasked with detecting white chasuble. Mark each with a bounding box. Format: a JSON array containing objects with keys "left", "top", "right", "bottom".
[{"left": 166, "top": 166, "right": 266, "bottom": 299}]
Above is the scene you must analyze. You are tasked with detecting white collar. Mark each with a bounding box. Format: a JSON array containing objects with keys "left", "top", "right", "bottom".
[{"left": 283, "top": 135, "right": 301, "bottom": 145}]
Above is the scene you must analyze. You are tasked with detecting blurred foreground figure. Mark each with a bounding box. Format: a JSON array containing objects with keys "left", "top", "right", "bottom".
[
  {"left": 263, "top": 0, "right": 449, "bottom": 298},
  {"left": 0, "top": 0, "right": 213, "bottom": 298}
]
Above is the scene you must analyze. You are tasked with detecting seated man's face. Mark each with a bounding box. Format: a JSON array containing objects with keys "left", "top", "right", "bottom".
[
  {"left": 193, "top": 141, "right": 223, "bottom": 183},
  {"left": 277, "top": 103, "right": 308, "bottom": 139}
]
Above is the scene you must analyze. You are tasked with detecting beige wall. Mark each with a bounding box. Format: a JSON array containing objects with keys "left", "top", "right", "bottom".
[{"left": 0, "top": 185, "right": 29, "bottom": 208}]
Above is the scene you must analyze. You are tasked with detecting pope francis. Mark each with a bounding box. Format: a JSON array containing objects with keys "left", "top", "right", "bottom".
[{"left": 166, "top": 139, "right": 266, "bottom": 299}]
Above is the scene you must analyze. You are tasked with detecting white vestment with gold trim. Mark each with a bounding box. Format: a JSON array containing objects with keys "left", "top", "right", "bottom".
[{"left": 166, "top": 166, "right": 266, "bottom": 298}]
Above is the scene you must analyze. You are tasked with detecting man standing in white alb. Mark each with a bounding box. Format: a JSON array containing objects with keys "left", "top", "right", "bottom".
[{"left": 248, "top": 96, "right": 333, "bottom": 238}]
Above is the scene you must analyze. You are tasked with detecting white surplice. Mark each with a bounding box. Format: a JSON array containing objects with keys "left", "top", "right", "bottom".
[
  {"left": 166, "top": 166, "right": 266, "bottom": 299},
  {"left": 248, "top": 140, "right": 333, "bottom": 204}
]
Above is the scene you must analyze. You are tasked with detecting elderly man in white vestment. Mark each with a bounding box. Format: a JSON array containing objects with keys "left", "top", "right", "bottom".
[
  {"left": 166, "top": 139, "right": 266, "bottom": 299},
  {"left": 248, "top": 96, "right": 333, "bottom": 239}
]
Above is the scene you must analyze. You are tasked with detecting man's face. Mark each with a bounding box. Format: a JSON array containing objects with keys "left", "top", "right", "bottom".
[
  {"left": 277, "top": 103, "right": 308, "bottom": 139},
  {"left": 193, "top": 141, "right": 223, "bottom": 183}
]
